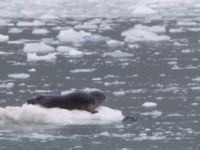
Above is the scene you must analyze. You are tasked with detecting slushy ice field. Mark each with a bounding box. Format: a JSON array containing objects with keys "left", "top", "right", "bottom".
[{"left": 0, "top": 0, "right": 200, "bottom": 149}]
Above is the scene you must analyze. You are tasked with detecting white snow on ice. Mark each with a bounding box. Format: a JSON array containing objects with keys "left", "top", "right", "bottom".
[
  {"left": 56, "top": 46, "right": 83, "bottom": 57},
  {"left": 0, "top": 104, "right": 124, "bottom": 125},
  {"left": 57, "top": 29, "right": 91, "bottom": 43},
  {"left": 122, "top": 25, "right": 170, "bottom": 42},
  {"left": 23, "top": 42, "right": 55, "bottom": 54}
]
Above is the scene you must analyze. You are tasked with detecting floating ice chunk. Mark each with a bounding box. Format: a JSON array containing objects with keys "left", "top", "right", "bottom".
[
  {"left": 17, "top": 20, "right": 45, "bottom": 27},
  {"left": 8, "top": 73, "right": 30, "bottom": 79},
  {"left": 0, "top": 34, "right": 9, "bottom": 42},
  {"left": 75, "top": 23, "right": 98, "bottom": 30},
  {"left": 113, "top": 91, "right": 126, "bottom": 96},
  {"left": 187, "top": 27, "right": 200, "bottom": 32},
  {"left": 177, "top": 21, "right": 197, "bottom": 27},
  {"left": 191, "top": 103, "right": 198, "bottom": 106},
  {"left": 134, "top": 24, "right": 166, "bottom": 33},
  {"left": 27, "top": 53, "right": 56, "bottom": 62},
  {"left": 103, "top": 50, "right": 133, "bottom": 58},
  {"left": 28, "top": 68, "right": 36, "bottom": 72},
  {"left": 0, "top": 104, "right": 124, "bottom": 125},
  {"left": 131, "top": 5, "right": 158, "bottom": 16},
  {"left": 32, "top": 28, "right": 49, "bottom": 35},
  {"left": 23, "top": 42, "right": 55, "bottom": 54},
  {"left": 142, "top": 102, "right": 157, "bottom": 108},
  {"left": 122, "top": 28, "right": 170, "bottom": 42},
  {"left": 169, "top": 28, "right": 185, "bottom": 33},
  {"left": 57, "top": 29, "right": 91, "bottom": 43},
  {"left": 56, "top": 46, "right": 83, "bottom": 57},
  {"left": 0, "top": 20, "right": 7, "bottom": 26},
  {"left": 0, "top": 52, "right": 12, "bottom": 55},
  {"left": 106, "top": 40, "right": 125, "bottom": 47},
  {"left": 192, "top": 77, "right": 200, "bottom": 81},
  {"left": 142, "top": 110, "right": 162, "bottom": 117},
  {"left": 0, "top": 83, "right": 14, "bottom": 88},
  {"left": 70, "top": 68, "right": 96, "bottom": 73},
  {"left": 8, "top": 28, "right": 23, "bottom": 34}
]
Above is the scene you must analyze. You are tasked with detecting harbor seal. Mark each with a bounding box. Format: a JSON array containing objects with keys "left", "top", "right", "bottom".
[{"left": 26, "top": 91, "right": 106, "bottom": 114}]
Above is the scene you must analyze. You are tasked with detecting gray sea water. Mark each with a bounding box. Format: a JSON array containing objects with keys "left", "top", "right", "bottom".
[{"left": 0, "top": 0, "right": 200, "bottom": 150}]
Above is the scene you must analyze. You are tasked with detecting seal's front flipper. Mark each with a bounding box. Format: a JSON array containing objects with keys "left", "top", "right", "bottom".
[{"left": 86, "top": 108, "right": 98, "bottom": 114}]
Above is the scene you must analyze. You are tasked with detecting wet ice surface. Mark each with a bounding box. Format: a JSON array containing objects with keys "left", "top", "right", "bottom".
[{"left": 0, "top": 0, "right": 200, "bottom": 149}]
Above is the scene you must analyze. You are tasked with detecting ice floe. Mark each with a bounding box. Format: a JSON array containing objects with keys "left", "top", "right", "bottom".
[
  {"left": 28, "top": 68, "right": 36, "bottom": 72},
  {"left": 131, "top": 5, "right": 158, "bottom": 16},
  {"left": 122, "top": 25, "right": 170, "bottom": 42},
  {"left": 23, "top": 42, "right": 55, "bottom": 54},
  {"left": 142, "top": 102, "right": 158, "bottom": 108},
  {"left": 103, "top": 50, "right": 133, "bottom": 58},
  {"left": 57, "top": 29, "right": 91, "bottom": 43},
  {"left": 17, "top": 20, "right": 45, "bottom": 27},
  {"left": 0, "top": 83, "right": 14, "bottom": 89},
  {"left": 142, "top": 110, "right": 162, "bottom": 117},
  {"left": 113, "top": 91, "right": 126, "bottom": 96},
  {"left": 70, "top": 68, "right": 96, "bottom": 73},
  {"left": 0, "top": 104, "right": 124, "bottom": 125},
  {"left": 56, "top": 46, "right": 83, "bottom": 57},
  {"left": 8, "top": 28, "right": 23, "bottom": 34},
  {"left": 27, "top": 53, "right": 57, "bottom": 62},
  {"left": 106, "top": 40, "right": 125, "bottom": 47},
  {"left": 8, "top": 73, "right": 30, "bottom": 79},
  {"left": 0, "top": 34, "right": 9, "bottom": 42}
]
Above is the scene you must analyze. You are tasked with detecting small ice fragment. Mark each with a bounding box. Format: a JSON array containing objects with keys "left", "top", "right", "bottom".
[
  {"left": 0, "top": 83, "right": 14, "bottom": 88},
  {"left": 106, "top": 40, "right": 125, "bottom": 47},
  {"left": 28, "top": 68, "right": 36, "bottom": 72},
  {"left": 142, "top": 102, "right": 157, "bottom": 108},
  {"left": 113, "top": 91, "right": 126, "bottom": 96},
  {"left": 103, "top": 50, "right": 133, "bottom": 58},
  {"left": 99, "top": 132, "right": 110, "bottom": 136},
  {"left": 142, "top": 110, "right": 162, "bottom": 117},
  {"left": 70, "top": 68, "right": 96, "bottom": 73},
  {"left": 8, "top": 73, "right": 30, "bottom": 79},
  {"left": 9, "top": 28, "right": 23, "bottom": 34},
  {"left": 0, "top": 34, "right": 9, "bottom": 42}
]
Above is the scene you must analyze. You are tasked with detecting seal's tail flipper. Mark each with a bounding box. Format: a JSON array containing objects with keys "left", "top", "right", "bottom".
[{"left": 122, "top": 116, "right": 137, "bottom": 122}]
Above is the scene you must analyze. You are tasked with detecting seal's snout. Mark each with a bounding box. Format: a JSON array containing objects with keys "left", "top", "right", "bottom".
[{"left": 91, "top": 91, "right": 106, "bottom": 102}]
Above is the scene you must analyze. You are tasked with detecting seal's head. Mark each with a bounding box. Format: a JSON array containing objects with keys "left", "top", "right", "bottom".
[{"left": 90, "top": 91, "right": 106, "bottom": 105}]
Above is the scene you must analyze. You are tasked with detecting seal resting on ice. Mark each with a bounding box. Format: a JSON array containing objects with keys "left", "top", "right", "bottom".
[{"left": 26, "top": 91, "right": 106, "bottom": 114}]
